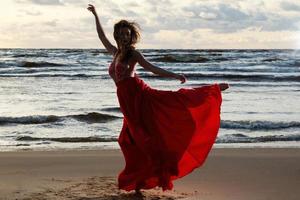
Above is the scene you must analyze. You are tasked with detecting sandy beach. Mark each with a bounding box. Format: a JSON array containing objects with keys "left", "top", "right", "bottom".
[{"left": 0, "top": 148, "right": 299, "bottom": 200}]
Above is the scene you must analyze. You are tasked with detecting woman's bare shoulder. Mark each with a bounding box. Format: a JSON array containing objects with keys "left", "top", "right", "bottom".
[{"left": 131, "top": 49, "right": 144, "bottom": 60}]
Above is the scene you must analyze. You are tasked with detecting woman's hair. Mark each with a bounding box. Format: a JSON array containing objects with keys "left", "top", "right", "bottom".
[{"left": 113, "top": 19, "right": 141, "bottom": 62}]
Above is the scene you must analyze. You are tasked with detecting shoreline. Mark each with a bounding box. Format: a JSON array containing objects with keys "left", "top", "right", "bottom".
[
  {"left": 2, "top": 146, "right": 300, "bottom": 153},
  {"left": 1, "top": 142, "right": 300, "bottom": 153},
  {"left": 0, "top": 148, "right": 299, "bottom": 200}
]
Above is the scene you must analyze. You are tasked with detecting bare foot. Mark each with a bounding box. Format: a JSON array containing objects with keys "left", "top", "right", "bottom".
[
  {"left": 219, "top": 83, "right": 229, "bottom": 91},
  {"left": 134, "top": 188, "right": 143, "bottom": 196}
]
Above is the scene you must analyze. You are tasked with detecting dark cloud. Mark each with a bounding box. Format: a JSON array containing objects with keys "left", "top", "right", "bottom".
[
  {"left": 280, "top": 2, "right": 300, "bottom": 12},
  {"left": 44, "top": 19, "right": 58, "bottom": 27},
  {"left": 183, "top": 3, "right": 250, "bottom": 22},
  {"left": 172, "top": 2, "right": 300, "bottom": 33},
  {"left": 144, "top": 3, "right": 250, "bottom": 33}
]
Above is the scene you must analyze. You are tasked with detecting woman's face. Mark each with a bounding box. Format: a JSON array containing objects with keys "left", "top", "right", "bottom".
[{"left": 118, "top": 27, "right": 131, "bottom": 46}]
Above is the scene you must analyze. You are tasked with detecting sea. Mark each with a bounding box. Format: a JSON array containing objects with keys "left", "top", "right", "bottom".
[{"left": 0, "top": 48, "right": 299, "bottom": 151}]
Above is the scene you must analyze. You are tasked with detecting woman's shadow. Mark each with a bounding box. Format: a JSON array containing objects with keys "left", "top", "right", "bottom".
[{"left": 77, "top": 192, "right": 176, "bottom": 200}]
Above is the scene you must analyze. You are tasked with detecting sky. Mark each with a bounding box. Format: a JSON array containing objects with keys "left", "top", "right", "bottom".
[{"left": 0, "top": 0, "right": 300, "bottom": 49}]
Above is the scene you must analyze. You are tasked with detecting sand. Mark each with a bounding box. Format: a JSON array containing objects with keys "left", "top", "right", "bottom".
[{"left": 0, "top": 148, "right": 299, "bottom": 200}]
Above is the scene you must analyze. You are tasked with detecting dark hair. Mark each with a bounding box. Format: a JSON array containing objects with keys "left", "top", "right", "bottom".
[{"left": 113, "top": 20, "right": 141, "bottom": 62}]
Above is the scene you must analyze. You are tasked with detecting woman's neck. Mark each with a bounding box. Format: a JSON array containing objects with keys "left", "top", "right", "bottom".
[
  {"left": 119, "top": 45, "right": 127, "bottom": 52},
  {"left": 116, "top": 45, "right": 133, "bottom": 62}
]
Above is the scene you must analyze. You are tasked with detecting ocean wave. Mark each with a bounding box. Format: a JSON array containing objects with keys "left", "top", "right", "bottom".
[
  {"left": 0, "top": 115, "right": 61, "bottom": 125},
  {"left": 19, "top": 61, "right": 66, "bottom": 68},
  {"left": 15, "top": 134, "right": 300, "bottom": 144},
  {"left": 63, "top": 49, "right": 109, "bottom": 55},
  {"left": 139, "top": 73, "right": 300, "bottom": 82},
  {"left": 150, "top": 55, "right": 210, "bottom": 63},
  {"left": 88, "top": 49, "right": 110, "bottom": 55},
  {"left": 70, "top": 112, "right": 120, "bottom": 123},
  {"left": 185, "top": 82, "right": 300, "bottom": 88},
  {"left": 64, "top": 49, "right": 85, "bottom": 53},
  {"left": 290, "top": 61, "right": 300, "bottom": 67},
  {"left": 0, "top": 112, "right": 120, "bottom": 125},
  {"left": 101, "top": 107, "right": 121, "bottom": 112},
  {"left": 16, "top": 136, "right": 118, "bottom": 143},
  {"left": 221, "top": 120, "right": 300, "bottom": 130},
  {"left": 216, "top": 134, "right": 300, "bottom": 143},
  {"left": 0, "top": 74, "right": 99, "bottom": 78},
  {"left": 12, "top": 53, "right": 49, "bottom": 58},
  {"left": 262, "top": 57, "right": 284, "bottom": 62}
]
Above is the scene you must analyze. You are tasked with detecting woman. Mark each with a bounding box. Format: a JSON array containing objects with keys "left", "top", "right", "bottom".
[{"left": 87, "top": 4, "right": 229, "bottom": 194}]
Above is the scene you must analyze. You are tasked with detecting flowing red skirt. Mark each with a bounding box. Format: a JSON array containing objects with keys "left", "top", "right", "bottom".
[{"left": 116, "top": 75, "right": 222, "bottom": 191}]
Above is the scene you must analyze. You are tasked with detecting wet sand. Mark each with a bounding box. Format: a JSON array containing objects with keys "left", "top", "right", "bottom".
[{"left": 0, "top": 148, "right": 299, "bottom": 200}]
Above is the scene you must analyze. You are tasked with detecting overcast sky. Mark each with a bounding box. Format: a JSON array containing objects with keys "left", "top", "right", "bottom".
[{"left": 0, "top": 0, "right": 299, "bottom": 49}]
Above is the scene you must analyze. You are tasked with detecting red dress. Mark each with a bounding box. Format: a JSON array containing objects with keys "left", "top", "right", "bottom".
[{"left": 109, "top": 58, "right": 222, "bottom": 191}]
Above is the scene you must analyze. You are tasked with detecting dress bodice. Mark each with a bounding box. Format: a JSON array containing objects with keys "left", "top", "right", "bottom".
[{"left": 108, "top": 56, "right": 136, "bottom": 84}]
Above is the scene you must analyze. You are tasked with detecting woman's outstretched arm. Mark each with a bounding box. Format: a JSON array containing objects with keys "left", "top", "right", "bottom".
[
  {"left": 87, "top": 4, "right": 117, "bottom": 55},
  {"left": 133, "top": 50, "right": 186, "bottom": 84}
]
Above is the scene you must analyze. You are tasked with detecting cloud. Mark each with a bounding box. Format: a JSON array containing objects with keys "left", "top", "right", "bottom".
[
  {"left": 2, "top": 0, "right": 300, "bottom": 48},
  {"left": 182, "top": 2, "right": 247, "bottom": 21},
  {"left": 198, "top": 12, "right": 218, "bottom": 20},
  {"left": 15, "top": 0, "right": 89, "bottom": 6},
  {"left": 16, "top": 0, "right": 65, "bottom": 5},
  {"left": 148, "top": 27, "right": 299, "bottom": 49},
  {"left": 19, "top": 9, "right": 42, "bottom": 16},
  {"left": 177, "top": 1, "right": 299, "bottom": 33},
  {"left": 32, "top": 0, "right": 64, "bottom": 5},
  {"left": 280, "top": 1, "right": 300, "bottom": 12},
  {"left": 124, "top": 2, "right": 141, "bottom": 8},
  {"left": 44, "top": 19, "right": 58, "bottom": 26}
]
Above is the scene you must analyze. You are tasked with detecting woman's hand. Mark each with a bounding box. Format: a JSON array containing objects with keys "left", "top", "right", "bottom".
[
  {"left": 175, "top": 73, "right": 187, "bottom": 84},
  {"left": 87, "top": 4, "right": 97, "bottom": 15}
]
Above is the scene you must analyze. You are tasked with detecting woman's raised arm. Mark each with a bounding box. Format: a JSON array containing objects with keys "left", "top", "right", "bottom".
[
  {"left": 87, "top": 4, "right": 117, "bottom": 55},
  {"left": 133, "top": 50, "right": 186, "bottom": 84}
]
